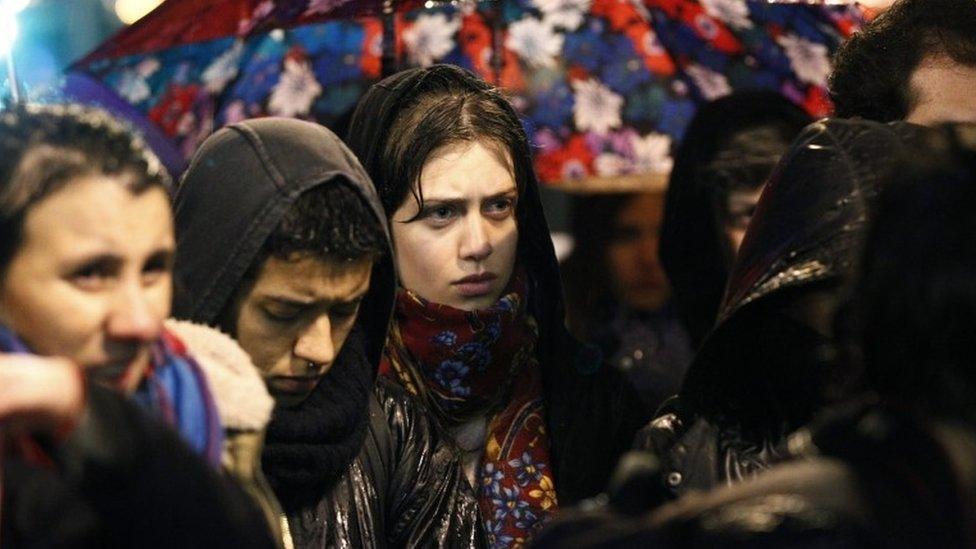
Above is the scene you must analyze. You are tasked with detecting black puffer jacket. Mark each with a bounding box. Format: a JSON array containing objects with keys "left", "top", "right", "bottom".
[
  {"left": 345, "top": 65, "right": 653, "bottom": 506},
  {"left": 634, "top": 118, "right": 929, "bottom": 501},
  {"left": 173, "top": 118, "right": 484, "bottom": 547}
]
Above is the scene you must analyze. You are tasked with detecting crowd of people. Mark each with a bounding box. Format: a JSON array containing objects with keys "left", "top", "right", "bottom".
[{"left": 1, "top": 0, "right": 976, "bottom": 546}]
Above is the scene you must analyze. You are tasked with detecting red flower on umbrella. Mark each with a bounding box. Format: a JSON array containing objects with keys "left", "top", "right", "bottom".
[
  {"left": 149, "top": 82, "right": 202, "bottom": 137},
  {"left": 652, "top": 0, "right": 743, "bottom": 54},
  {"left": 361, "top": 18, "right": 383, "bottom": 78},
  {"left": 460, "top": 12, "right": 493, "bottom": 78},
  {"left": 536, "top": 134, "right": 594, "bottom": 183}
]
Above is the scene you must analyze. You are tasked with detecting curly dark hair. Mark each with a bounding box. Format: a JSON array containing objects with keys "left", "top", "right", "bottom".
[
  {"left": 0, "top": 103, "right": 170, "bottom": 272},
  {"left": 263, "top": 180, "right": 387, "bottom": 263},
  {"left": 829, "top": 0, "right": 976, "bottom": 122}
]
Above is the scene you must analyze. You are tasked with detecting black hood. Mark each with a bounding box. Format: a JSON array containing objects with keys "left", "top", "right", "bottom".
[
  {"left": 345, "top": 65, "right": 572, "bottom": 377},
  {"left": 681, "top": 118, "right": 929, "bottom": 425},
  {"left": 659, "top": 91, "right": 812, "bottom": 347},
  {"left": 173, "top": 118, "right": 395, "bottom": 371}
]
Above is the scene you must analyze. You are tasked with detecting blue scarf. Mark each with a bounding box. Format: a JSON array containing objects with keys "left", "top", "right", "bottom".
[{"left": 0, "top": 325, "right": 223, "bottom": 468}]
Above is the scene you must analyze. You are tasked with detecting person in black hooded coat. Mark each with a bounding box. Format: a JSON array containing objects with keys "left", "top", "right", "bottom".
[
  {"left": 659, "top": 91, "right": 812, "bottom": 348},
  {"left": 633, "top": 117, "right": 930, "bottom": 503},
  {"left": 173, "top": 117, "right": 485, "bottom": 548},
  {"left": 345, "top": 65, "right": 651, "bottom": 545},
  {"left": 534, "top": 122, "right": 976, "bottom": 549}
]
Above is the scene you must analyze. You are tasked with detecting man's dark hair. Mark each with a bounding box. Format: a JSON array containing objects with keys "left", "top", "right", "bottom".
[
  {"left": 829, "top": 0, "right": 976, "bottom": 122},
  {"left": 263, "top": 181, "right": 386, "bottom": 263}
]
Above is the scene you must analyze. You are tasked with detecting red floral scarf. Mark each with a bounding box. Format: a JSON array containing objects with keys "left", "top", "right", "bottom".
[{"left": 381, "top": 273, "right": 558, "bottom": 547}]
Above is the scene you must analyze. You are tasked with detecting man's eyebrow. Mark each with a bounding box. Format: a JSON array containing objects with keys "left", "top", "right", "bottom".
[{"left": 262, "top": 289, "right": 369, "bottom": 307}]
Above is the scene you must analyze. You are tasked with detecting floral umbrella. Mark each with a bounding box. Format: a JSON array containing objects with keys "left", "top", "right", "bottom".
[{"left": 69, "top": 0, "right": 862, "bottom": 188}]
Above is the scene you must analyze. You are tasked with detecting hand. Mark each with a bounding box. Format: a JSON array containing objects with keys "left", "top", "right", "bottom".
[{"left": 0, "top": 354, "right": 85, "bottom": 435}]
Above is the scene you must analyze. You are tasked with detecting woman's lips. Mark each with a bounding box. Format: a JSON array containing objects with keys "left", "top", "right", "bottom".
[{"left": 452, "top": 272, "right": 498, "bottom": 298}]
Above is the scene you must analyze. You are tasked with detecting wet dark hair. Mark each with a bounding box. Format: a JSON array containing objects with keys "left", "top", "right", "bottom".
[
  {"left": 262, "top": 181, "right": 386, "bottom": 263},
  {"left": 829, "top": 0, "right": 976, "bottom": 122},
  {"left": 849, "top": 125, "right": 976, "bottom": 422},
  {"left": 351, "top": 65, "right": 531, "bottom": 225},
  {"left": 0, "top": 103, "right": 170, "bottom": 272}
]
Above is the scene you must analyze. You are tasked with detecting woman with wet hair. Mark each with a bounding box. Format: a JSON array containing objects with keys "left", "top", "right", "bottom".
[
  {"left": 0, "top": 104, "right": 276, "bottom": 547},
  {"left": 346, "top": 65, "right": 650, "bottom": 546}
]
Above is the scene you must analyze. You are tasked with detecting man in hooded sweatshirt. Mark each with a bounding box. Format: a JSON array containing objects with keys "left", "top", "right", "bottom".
[{"left": 172, "top": 117, "right": 485, "bottom": 548}]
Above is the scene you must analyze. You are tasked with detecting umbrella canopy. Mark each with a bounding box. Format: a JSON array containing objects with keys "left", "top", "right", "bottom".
[{"left": 69, "top": 0, "right": 862, "bottom": 188}]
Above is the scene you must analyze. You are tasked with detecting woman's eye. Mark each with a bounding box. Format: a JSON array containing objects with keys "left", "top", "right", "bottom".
[
  {"left": 70, "top": 263, "right": 116, "bottom": 290},
  {"left": 142, "top": 253, "right": 174, "bottom": 284},
  {"left": 422, "top": 205, "right": 457, "bottom": 226},
  {"left": 484, "top": 198, "right": 514, "bottom": 218}
]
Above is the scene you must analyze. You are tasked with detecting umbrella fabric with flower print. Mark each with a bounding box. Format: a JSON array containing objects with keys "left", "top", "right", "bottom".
[
  {"left": 70, "top": 0, "right": 861, "bottom": 188},
  {"left": 395, "top": 0, "right": 861, "bottom": 189}
]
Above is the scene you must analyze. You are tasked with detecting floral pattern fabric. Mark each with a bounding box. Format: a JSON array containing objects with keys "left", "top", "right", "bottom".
[
  {"left": 381, "top": 273, "right": 558, "bottom": 547},
  {"left": 74, "top": 0, "right": 861, "bottom": 187}
]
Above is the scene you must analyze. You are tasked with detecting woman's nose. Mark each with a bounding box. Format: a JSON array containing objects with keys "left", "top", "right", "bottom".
[
  {"left": 106, "top": 282, "right": 162, "bottom": 343},
  {"left": 459, "top": 215, "right": 493, "bottom": 262}
]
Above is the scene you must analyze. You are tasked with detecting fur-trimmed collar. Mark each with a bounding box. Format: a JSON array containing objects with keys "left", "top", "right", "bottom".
[{"left": 165, "top": 319, "right": 274, "bottom": 432}]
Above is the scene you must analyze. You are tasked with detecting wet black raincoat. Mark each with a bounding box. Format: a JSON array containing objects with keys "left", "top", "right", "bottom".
[
  {"left": 345, "top": 65, "right": 652, "bottom": 506},
  {"left": 635, "top": 118, "right": 928, "bottom": 501},
  {"left": 173, "top": 118, "right": 484, "bottom": 547}
]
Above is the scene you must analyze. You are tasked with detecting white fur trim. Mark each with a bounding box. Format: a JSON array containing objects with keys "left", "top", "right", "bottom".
[{"left": 165, "top": 319, "right": 274, "bottom": 431}]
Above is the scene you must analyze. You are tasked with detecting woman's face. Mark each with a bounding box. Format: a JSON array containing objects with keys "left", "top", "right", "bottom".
[
  {"left": 0, "top": 175, "right": 174, "bottom": 383},
  {"left": 391, "top": 140, "right": 519, "bottom": 311},
  {"left": 606, "top": 193, "right": 670, "bottom": 312}
]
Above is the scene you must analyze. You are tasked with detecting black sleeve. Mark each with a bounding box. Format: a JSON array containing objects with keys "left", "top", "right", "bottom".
[
  {"left": 377, "top": 379, "right": 488, "bottom": 548},
  {"left": 55, "top": 383, "right": 277, "bottom": 549}
]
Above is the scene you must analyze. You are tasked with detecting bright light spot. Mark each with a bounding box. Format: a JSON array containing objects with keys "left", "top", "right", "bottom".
[
  {"left": 0, "top": 11, "right": 17, "bottom": 55},
  {"left": 0, "top": 0, "right": 29, "bottom": 16},
  {"left": 115, "top": 0, "right": 164, "bottom": 25}
]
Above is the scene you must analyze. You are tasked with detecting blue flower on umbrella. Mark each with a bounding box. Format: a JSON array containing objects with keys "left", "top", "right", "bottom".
[
  {"left": 599, "top": 36, "right": 651, "bottom": 96},
  {"left": 531, "top": 79, "right": 574, "bottom": 129},
  {"left": 563, "top": 22, "right": 611, "bottom": 72},
  {"left": 480, "top": 462, "right": 505, "bottom": 497},
  {"left": 434, "top": 360, "right": 471, "bottom": 397},
  {"left": 657, "top": 97, "right": 697, "bottom": 141},
  {"left": 432, "top": 330, "right": 458, "bottom": 348},
  {"left": 508, "top": 451, "right": 547, "bottom": 487},
  {"left": 492, "top": 486, "right": 530, "bottom": 521}
]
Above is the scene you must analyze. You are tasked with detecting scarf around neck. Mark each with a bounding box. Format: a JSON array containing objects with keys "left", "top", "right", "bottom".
[
  {"left": 381, "top": 273, "right": 559, "bottom": 546},
  {"left": 0, "top": 325, "right": 224, "bottom": 468},
  {"left": 261, "top": 327, "right": 372, "bottom": 510}
]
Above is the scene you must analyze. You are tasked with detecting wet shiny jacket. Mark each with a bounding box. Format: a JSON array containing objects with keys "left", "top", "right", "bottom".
[
  {"left": 635, "top": 118, "right": 928, "bottom": 501},
  {"left": 535, "top": 400, "right": 976, "bottom": 548},
  {"left": 173, "top": 119, "right": 485, "bottom": 547}
]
